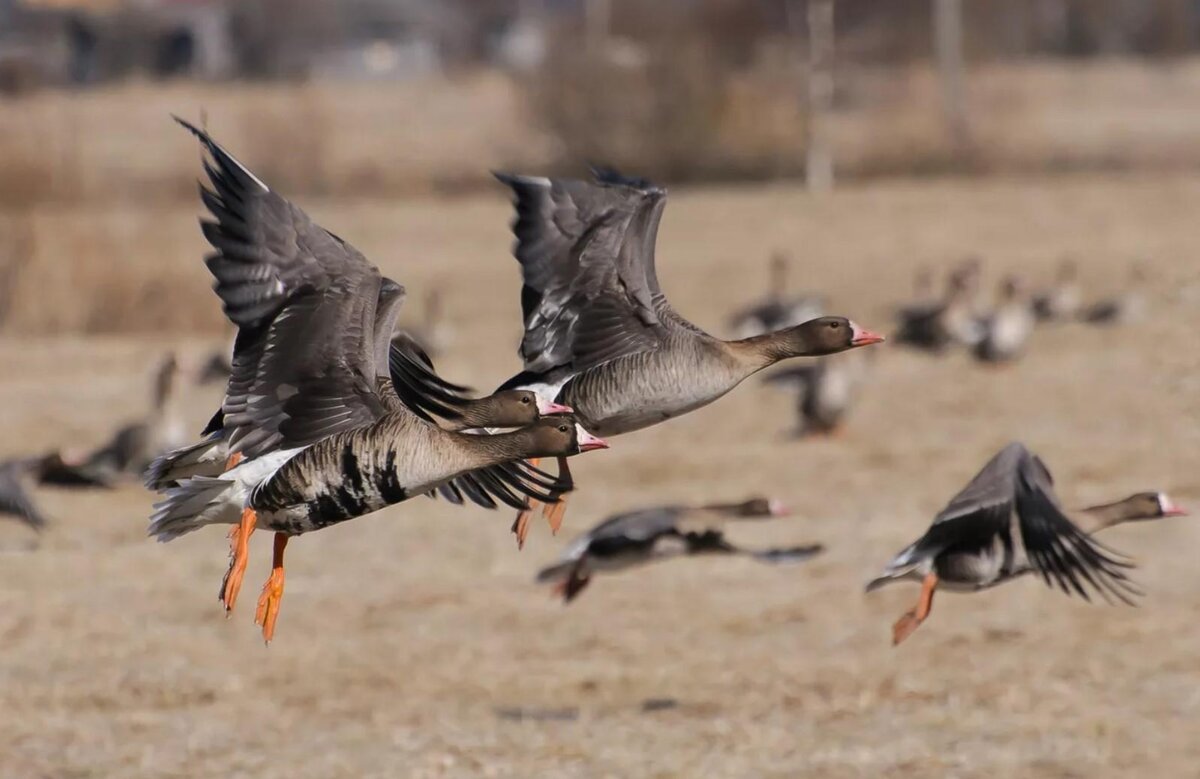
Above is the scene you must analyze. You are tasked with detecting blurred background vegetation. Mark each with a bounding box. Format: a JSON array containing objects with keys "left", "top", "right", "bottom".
[{"left": 3, "top": 0, "right": 1200, "bottom": 332}]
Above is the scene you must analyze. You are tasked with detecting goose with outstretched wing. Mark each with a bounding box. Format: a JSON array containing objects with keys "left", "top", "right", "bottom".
[
  {"left": 149, "top": 120, "right": 606, "bottom": 642},
  {"left": 495, "top": 168, "right": 884, "bottom": 545},
  {"left": 867, "top": 442, "right": 1185, "bottom": 645}
]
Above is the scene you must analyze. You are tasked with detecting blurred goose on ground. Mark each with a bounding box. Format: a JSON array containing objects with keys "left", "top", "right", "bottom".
[
  {"left": 494, "top": 168, "right": 884, "bottom": 545},
  {"left": 535, "top": 497, "right": 823, "bottom": 602},
  {"left": 0, "top": 450, "right": 117, "bottom": 535},
  {"left": 866, "top": 442, "right": 1186, "bottom": 646},
  {"left": 153, "top": 119, "right": 606, "bottom": 642},
  {"left": 1080, "top": 265, "right": 1147, "bottom": 326},
  {"left": 727, "top": 252, "right": 825, "bottom": 339},
  {"left": 1032, "top": 258, "right": 1082, "bottom": 322},
  {"left": 894, "top": 265, "right": 984, "bottom": 351},
  {"left": 762, "top": 350, "right": 872, "bottom": 437},
  {"left": 973, "top": 276, "right": 1035, "bottom": 364},
  {"left": 80, "top": 353, "right": 188, "bottom": 478},
  {"left": 198, "top": 331, "right": 236, "bottom": 385}
]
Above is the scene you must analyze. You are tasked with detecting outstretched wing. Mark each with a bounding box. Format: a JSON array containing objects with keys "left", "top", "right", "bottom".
[
  {"left": 177, "top": 117, "right": 386, "bottom": 458},
  {"left": 1012, "top": 451, "right": 1138, "bottom": 604},
  {"left": 918, "top": 442, "right": 1137, "bottom": 602},
  {"left": 495, "top": 171, "right": 670, "bottom": 378}
]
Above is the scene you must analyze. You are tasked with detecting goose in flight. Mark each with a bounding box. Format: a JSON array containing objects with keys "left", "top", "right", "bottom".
[{"left": 494, "top": 168, "right": 883, "bottom": 544}]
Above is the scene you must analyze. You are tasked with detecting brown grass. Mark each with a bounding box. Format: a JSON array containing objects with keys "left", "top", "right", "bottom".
[{"left": 2, "top": 174, "right": 1200, "bottom": 777}]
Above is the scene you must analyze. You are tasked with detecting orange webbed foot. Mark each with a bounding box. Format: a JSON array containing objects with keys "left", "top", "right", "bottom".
[
  {"left": 892, "top": 609, "right": 923, "bottom": 646},
  {"left": 512, "top": 507, "right": 536, "bottom": 550},
  {"left": 254, "top": 533, "right": 288, "bottom": 644},
  {"left": 542, "top": 495, "right": 569, "bottom": 535},
  {"left": 220, "top": 507, "right": 256, "bottom": 613}
]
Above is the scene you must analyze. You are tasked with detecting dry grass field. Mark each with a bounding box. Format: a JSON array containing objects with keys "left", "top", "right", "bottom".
[{"left": 2, "top": 173, "right": 1200, "bottom": 778}]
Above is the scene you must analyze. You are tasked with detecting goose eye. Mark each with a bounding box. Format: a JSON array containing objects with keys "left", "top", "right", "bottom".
[
  {"left": 558, "top": 424, "right": 569, "bottom": 433},
  {"left": 829, "top": 321, "right": 840, "bottom": 329},
  {"left": 521, "top": 396, "right": 531, "bottom": 404}
]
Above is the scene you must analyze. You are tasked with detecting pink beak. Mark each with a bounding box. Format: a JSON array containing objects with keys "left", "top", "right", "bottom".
[
  {"left": 537, "top": 397, "right": 573, "bottom": 415},
  {"left": 849, "top": 322, "right": 886, "bottom": 347},
  {"left": 768, "top": 499, "right": 790, "bottom": 517},
  {"left": 575, "top": 425, "right": 609, "bottom": 452},
  {"left": 1160, "top": 495, "right": 1188, "bottom": 517}
]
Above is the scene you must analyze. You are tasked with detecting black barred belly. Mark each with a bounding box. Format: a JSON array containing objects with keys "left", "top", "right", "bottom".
[{"left": 253, "top": 447, "right": 410, "bottom": 535}]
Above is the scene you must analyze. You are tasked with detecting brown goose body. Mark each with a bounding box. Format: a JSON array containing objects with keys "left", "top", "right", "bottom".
[
  {"left": 251, "top": 416, "right": 602, "bottom": 535},
  {"left": 867, "top": 442, "right": 1186, "bottom": 644},
  {"left": 495, "top": 169, "right": 883, "bottom": 438}
]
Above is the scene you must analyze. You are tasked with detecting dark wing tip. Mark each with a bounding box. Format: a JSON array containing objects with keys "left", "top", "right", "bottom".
[{"left": 588, "top": 164, "right": 663, "bottom": 194}]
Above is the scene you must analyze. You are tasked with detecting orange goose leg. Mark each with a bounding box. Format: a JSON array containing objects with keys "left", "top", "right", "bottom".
[
  {"left": 541, "top": 457, "right": 573, "bottom": 534},
  {"left": 511, "top": 458, "right": 542, "bottom": 550},
  {"left": 217, "top": 451, "right": 254, "bottom": 614},
  {"left": 219, "top": 507, "right": 257, "bottom": 613},
  {"left": 254, "top": 532, "right": 288, "bottom": 644},
  {"left": 892, "top": 573, "right": 938, "bottom": 646}
]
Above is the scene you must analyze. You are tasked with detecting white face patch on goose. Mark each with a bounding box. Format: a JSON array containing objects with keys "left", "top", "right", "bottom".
[
  {"left": 574, "top": 425, "right": 609, "bottom": 452},
  {"left": 1157, "top": 493, "right": 1186, "bottom": 516}
]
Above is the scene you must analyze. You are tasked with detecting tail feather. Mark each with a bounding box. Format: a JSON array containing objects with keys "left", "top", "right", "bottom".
[
  {"left": 535, "top": 559, "right": 591, "bottom": 603},
  {"left": 535, "top": 559, "right": 576, "bottom": 584},
  {"left": 144, "top": 433, "right": 227, "bottom": 490},
  {"left": 865, "top": 542, "right": 924, "bottom": 592},
  {"left": 148, "top": 476, "right": 238, "bottom": 542}
]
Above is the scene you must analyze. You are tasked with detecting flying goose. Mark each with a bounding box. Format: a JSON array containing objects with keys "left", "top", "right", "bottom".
[
  {"left": 727, "top": 252, "right": 825, "bottom": 339},
  {"left": 494, "top": 168, "right": 883, "bottom": 544},
  {"left": 535, "top": 497, "right": 823, "bottom": 602},
  {"left": 145, "top": 335, "right": 571, "bottom": 492},
  {"left": 973, "top": 276, "right": 1035, "bottom": 364},
  {"left": 866, "top": 442, "right": 1186, "bottom": 645},
  {"left": 1032, "top": 258, "right": 1082, "bottom": 322},
  {"left": 0, "top": 450, "right": 116, "bottom": 534},
  {"left": 153, "top": 119, "right": 607, "bottom": 642}
]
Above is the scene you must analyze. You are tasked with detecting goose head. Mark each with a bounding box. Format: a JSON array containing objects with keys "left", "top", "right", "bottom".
[
  {"left": 469, "top": 390, "right": 572, "bottom": 428},
  {"left": 1116, "top": 491, "right": 1187, "bottom": 522},
  {"left": 775, "top": 317, "right": 885, "bottom": 358},
  {"left": 1084, "top": 491, "right": 1187, "bottom": 530},
  {"left": 521, "top": 416, "right": 609, "bottom": 458}
]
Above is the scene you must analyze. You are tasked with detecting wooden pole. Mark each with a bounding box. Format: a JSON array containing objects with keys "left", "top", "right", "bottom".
[
  {"left": 806, "top": 0, "right": 834, "bottom": 192},
  {"left": 933, "top": 0, "right": 968, "bottom": 148}
]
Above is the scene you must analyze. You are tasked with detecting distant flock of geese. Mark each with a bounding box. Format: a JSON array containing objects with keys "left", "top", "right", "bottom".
[{"left": 0, "top": 118, "right": 1184, "bottom": 647}]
